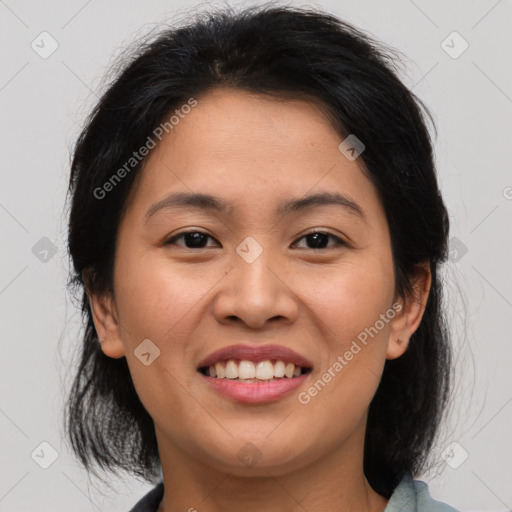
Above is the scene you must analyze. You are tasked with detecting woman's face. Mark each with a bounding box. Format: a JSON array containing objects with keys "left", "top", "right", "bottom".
[{"left": 90, "top": 86, "right": 428, "bottom": 477}]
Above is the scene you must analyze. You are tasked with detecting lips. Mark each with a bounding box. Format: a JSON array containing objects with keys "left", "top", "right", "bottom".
[{"left": 197, "top": 343, "right": 313, "bottom": 370}]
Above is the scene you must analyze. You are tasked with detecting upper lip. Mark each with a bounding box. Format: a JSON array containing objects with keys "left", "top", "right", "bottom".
[{"left": 197, "top": 343, "right": 313, "bottom": 369}]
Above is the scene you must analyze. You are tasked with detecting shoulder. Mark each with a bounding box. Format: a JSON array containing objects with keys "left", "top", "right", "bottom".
[
  {"left": 128, "top": 481, "right": 164, "bottom": 512},
  {"left": 385, "top": 474, "right": 460, "bottom": 512}
]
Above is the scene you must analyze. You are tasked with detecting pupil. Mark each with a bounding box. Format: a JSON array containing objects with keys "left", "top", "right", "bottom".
[
  {"left": 307, "top": 232, "right": 328, "bottom": 249},
  {"left": 185, "top": 232, "right": 207, "bottom": 248}
]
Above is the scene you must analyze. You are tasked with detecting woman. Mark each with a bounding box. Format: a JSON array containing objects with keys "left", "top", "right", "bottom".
[{"left": 64, "top": 4, "right": 459, "bottom": 511}]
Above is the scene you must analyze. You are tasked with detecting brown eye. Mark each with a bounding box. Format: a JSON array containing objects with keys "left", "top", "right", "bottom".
[
  {"left": 165, "top": 231, "right": 219, "bottom": 249},
  {"left": 292, "top": 231, "right": 345, "bottom": 250}
]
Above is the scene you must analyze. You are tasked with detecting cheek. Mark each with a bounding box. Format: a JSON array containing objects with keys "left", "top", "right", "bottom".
[
  {"left": 300, "top": 254, "right": 395, "bottom": 344},
  {"left": 295, "top": 253, "right": 394, "bottom": 410},
  {"left": 112, "top": 256, "right": 212, "bottom": 420},
  {"left": 113, "top": 252, "right": 216, "bottom": 346}
]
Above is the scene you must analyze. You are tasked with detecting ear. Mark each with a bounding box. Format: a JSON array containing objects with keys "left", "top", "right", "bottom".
[
  {"left": 386, "top": 261, "right": 431, "bottom": 360},
  {"left": 82, "top": 268, "right": 126, "bottom": 359}
]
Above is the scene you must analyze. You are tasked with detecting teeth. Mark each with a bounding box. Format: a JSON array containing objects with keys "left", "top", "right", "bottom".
[
  {"left": 255, "top": 360, "right": 274, "bottom": 380},
  {"left": 215, "top": 362, "right": 225, "bottom": 378},
  {"left": 274, "top": 360, "right": 285, "bottom": 378},
  {"left": 225, "top": 360, "right": 238, "bottom": 379},
  {"left": 239, "top": 360, "right": 256, "bottom": 379},
  {"left": 205, "top": 359, "right": 307, "bottom": 380}
]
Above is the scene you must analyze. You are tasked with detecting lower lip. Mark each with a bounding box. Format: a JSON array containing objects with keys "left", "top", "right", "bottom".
[{"left": 199, "top": 372, "right": 310, "bottom": 403}]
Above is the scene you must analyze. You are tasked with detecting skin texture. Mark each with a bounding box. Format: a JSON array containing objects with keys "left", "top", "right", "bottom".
[{"left": 87, "top": 87, "right": 431, "bottom": 512}]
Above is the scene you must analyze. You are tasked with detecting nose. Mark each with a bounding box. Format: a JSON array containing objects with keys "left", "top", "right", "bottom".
[{"left": 212, "top": 247, "right": 300, "bottom": 329}]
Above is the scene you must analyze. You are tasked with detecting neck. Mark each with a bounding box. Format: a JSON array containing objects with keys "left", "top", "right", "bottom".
[{"left": 154, "top": 423, "right": 389, "bottom": 512}]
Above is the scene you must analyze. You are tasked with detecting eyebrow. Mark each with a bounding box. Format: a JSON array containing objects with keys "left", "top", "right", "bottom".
[{"left": 144, "top": 191, "right": 365, "bottom": 221}]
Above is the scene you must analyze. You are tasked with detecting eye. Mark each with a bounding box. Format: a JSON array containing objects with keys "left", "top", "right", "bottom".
[
  {"left": 292, "top": 230, "right": 346, "bottom": 250},
  {"left": 164, "top": 229, "right": 346, "bottom": 250},
  {"left": 164, "top": 230, "right": 219, "bottom": 249}
]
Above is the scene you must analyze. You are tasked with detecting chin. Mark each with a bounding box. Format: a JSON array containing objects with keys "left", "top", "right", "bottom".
[{"left": 196, "top": 436, "right": 313, "bottom": 477}]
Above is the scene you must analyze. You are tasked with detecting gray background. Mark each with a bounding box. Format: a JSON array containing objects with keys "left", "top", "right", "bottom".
[{"left": 1, "top": 0, "right": 511, "bottom": 510}]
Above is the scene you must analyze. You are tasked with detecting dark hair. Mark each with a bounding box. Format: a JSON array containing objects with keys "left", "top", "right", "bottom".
[{"left": 64, "top": 3, "right": 452, "bottom": 497}]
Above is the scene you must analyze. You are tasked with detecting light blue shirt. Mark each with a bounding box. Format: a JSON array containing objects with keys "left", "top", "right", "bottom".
[{"left": 385, "top": 474, "right": 460, "bottom": 512}]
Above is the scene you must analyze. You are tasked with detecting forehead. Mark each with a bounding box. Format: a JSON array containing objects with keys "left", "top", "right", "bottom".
[{"left": 124, "top": 87, "right": 384, "bottom": 224}]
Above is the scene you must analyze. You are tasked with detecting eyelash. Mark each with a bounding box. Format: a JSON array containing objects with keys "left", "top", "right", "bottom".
[{"left": 164, "top": 229, "right": 346, "bottom": 250}]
